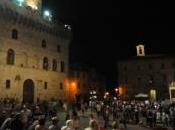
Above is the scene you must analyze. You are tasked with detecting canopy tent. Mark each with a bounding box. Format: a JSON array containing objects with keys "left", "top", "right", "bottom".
[{"left": 135, "top": 93, "right": 148, "bottom": 98}]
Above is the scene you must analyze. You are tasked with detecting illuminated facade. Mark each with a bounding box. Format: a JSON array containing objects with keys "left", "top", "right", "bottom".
[
  {"left": 0, "top": 0, "right": 71, "bottom": 103},
  {"left": 25, "top": 0, "right": 42, "bottom": 10},
  {"left": 118, "top": 42, "right": 175, "bottom": 100},
  {"left": 68, "top": 66, "right": 106, "bottom": 101}
]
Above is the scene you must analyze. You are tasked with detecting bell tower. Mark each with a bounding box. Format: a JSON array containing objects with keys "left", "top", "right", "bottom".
[
  {"left": 136, "top": 42, "right": 145, "bottom": 56},
  {"left": 25, "top": 0, "right": 42, "bottom": 12}
]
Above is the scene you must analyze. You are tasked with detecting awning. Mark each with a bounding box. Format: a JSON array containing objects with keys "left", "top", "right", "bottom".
[{"left": 135, "top": 93, "right": 148, "bottom": 98}]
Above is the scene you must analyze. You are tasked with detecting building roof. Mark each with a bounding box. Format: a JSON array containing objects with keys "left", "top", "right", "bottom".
[{"left": 118, "top": 53, "right": 175, "bottom": 62}]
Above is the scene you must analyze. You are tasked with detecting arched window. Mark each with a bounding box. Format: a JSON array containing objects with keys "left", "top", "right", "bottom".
[
  {"left": 52, "top": 59, "right": 57, "bottom": 71},
  {"left": 139, "top": 47, "right": 142, "bottom": 54},
  {"left": 60, "top": 61, "right": 65, "bottom": 72},
  {"left": 12, "top": 29, "right": 18, "bottom": 40},
  {"left": 7, "top": 49, "right": 15, "bottom": 65},
  {"left": 43, "top": 57, "right": 49, "bottom": 70},
  {"left": 42, "top": 40, "right": 46, "bottom": 48}
]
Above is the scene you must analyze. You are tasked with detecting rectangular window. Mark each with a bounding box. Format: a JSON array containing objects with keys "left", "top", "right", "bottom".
[
  {"left": 60, "top": 83, "right": 63, "bottom": 90},
  {"left": 60, "top": 61, "right": 65, "bottom": 72},
  {"left": 44, "top": 82, "right": 48, "bottom": 89},
  {"left": 6, "top": 80, "right": 10, "bottom": 89}
]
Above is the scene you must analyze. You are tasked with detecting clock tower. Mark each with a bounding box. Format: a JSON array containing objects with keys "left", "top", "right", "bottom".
[
  {"left": 26, "top": 0, "right": 42, "bottom": 12},
  {"left": 136, "top": 42, "right": 145, "bottom": 56}
]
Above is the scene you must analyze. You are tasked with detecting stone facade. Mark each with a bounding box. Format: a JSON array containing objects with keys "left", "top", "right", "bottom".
[
  {"left": 0, "top": 0, "right": 71, "bottom": 103},
  {"left": 118, "top": 52, "right": 175, "bottom": 100},
  {"left": 68, "top": 66, "right": 106, "bottom": 101}
]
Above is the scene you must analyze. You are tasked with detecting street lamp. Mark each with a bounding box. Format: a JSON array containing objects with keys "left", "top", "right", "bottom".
[
  {"left": 115, "top": 88, "right": 118, "bottom": 92},
  {"left": 16, "top": 0, "right": 24, "bottom": 6}
]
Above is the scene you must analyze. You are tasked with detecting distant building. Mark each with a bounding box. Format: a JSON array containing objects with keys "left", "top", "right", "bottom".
[
  {"left": 0, "top": 0, "right": 71, "bottom": 103},
  {"left": 67, "top": 65, "right": 106, "bottom": 101},
  {"left": 117, "top": 42, "right": 175, "bottom": 100}
]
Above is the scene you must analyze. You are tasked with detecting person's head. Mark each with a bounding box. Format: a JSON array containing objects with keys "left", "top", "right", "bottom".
[
  {"left": 38, "top": 118, "right": 46, "bottom": 126},
  {"left": 112, "top": 121, "right": 119, "bottom": 129},
  {"left": 15, "top": 113, "right": 21, "bottom": 120},
  {"left": 89, "top": 120, "right": 98, "bottom": 130},
  {"left": 51, "top": 117, "right": 59, "bottom": 125},
  {"left": 23, "top": 104, "right": 27, "bottom": 110},
  {"left": 89, "top": 114, "right": 94, "bottom": 119},
  {"left": 2, "top": 110, "right": 6, "bottom": 116},
  {"left": 10, "top": 112, "right": 15, "bottom": 118},
  {"left": 66, "top": 119, "right": 73, "bottom": 128}
]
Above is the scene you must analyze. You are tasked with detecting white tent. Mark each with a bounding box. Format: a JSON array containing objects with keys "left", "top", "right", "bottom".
[{"left": 135, "top": 93, "right": 148, "bottom": 98}]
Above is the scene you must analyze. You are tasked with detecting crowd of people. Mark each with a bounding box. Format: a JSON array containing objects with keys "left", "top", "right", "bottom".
[{"left": 0, "top": 97, "right": 175, "bottom": 130}]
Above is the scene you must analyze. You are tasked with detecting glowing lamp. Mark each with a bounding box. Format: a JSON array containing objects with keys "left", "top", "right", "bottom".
[
  {"left": 43, "top": 10, "right": 52, "bottom": 21},
  {"left": 44, "top": 10, "right": 50, "bottom": 17},
  {"left": 115, "top": 88, "right": 118, "bottom": 92},
  {"left": 16, "top": 0, "right": 24, "bottom": 6},
  {"left": 71, "top": 82, "right": 76, "bottom": 87}
]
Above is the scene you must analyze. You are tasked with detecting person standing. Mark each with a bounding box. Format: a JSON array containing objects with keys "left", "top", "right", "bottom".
[{"left": 48, "top": 117, "right": 60, "bottom": 130}]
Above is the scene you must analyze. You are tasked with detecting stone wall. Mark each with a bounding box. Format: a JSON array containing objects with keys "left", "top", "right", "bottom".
[{"left": 0, "top": 1, "right": 71, "bottom": 103}]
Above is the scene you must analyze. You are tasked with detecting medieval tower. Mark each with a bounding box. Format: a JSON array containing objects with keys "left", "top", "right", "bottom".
[{"left": 0, "top": 0, "right": 71, "bottom": 103}]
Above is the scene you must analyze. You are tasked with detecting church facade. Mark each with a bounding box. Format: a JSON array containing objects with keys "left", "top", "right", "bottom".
[
  {"left": 117, "top": 42, "right": 175, "bottom": 101},
  {"left": 0, "top": 0, "right": 71, "bottom": 103}
]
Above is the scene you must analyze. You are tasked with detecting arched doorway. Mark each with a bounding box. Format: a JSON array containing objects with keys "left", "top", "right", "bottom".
[{"left": 23, "top": 79, "right": 34, "bottom": 103}]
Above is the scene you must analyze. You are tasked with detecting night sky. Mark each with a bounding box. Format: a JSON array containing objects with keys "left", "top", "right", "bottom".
[{"left": 43, "top": 1, "right": 174, "bottom": 89}]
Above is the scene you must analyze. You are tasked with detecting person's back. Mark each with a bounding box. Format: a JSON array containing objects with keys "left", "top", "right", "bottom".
[
  {"left": 48, "top": 117, "right": 60, "bottom": 130},
  {"left": 10, "top": 113, "right": 23, "bottom": 130},
  {"left": 35, "top": 118, "right": 48, "bottom": 130},
  {"left": 61, "top": 119, "right": 74, "bottom": 130},
  {"left": 112, "top": 120, "right": 120, "bottom": 130},
  {"left": 84, "top": 120, "right": 99, "bottom": 130}
]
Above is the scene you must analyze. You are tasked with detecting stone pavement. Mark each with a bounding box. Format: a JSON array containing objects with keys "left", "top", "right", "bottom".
[{"left": 53, "top": 109, "right": 157, "bottom": 130}]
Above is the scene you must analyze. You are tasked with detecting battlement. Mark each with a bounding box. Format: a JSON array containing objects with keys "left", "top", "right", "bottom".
[{"left": 0, "top": 0, "right": 72, "bottom": 39}]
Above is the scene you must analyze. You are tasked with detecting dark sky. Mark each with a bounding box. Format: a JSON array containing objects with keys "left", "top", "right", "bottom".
[{"left": 43, "top": 1, "right": 174, "bottom": 89}]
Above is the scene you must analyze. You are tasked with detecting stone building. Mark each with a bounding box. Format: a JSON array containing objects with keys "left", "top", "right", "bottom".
[
  {"left": 68, "top": 65, "right": 106, "bottom": 101},
  {"left": 117, "top": 42, "right": 175, "bottom": 100},
  {"left": 0, "top": 0, "right": 71, "bottom": 103}
]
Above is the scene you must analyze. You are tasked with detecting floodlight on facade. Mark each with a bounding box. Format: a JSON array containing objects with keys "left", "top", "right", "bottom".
[
  {"left": 43, "top": 10, "right": 52, "bottom": 21},
  {"left": 16, "top": 0, "right": 24, "bottom": 6}
]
